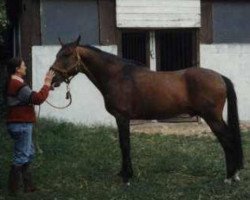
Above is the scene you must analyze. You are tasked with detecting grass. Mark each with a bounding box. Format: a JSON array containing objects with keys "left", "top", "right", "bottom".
[{"left": 0, "top": 118, "right": 249, "bottom": 200}]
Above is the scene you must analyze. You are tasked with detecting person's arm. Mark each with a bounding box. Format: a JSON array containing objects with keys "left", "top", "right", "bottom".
[
  {"left": 31, "top": 70, "right": 55, "bottom": 105},
  {"left": 30, "top": 85, "right": 50, "bottom": 105},
  {"left": 17, "top": 70, "right": 55, "bottom": 105}
]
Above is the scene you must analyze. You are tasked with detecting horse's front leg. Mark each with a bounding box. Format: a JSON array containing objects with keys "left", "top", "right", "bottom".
[{"left": 116, "top": 116, "right": 133, "bottom": 185}]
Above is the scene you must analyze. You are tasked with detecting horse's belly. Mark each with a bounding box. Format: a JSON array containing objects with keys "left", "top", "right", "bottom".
[{"left": 131, "top": 94, "right": 190, "bottom": 119}]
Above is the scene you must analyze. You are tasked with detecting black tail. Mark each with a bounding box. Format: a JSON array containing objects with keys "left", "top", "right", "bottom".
[{"left": 222, "top": 76, "right": 244, "bottom": 170}]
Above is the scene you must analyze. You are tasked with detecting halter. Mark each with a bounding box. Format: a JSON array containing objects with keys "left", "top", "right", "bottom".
[
  {"left": 51, "top": 51, "right": 96, "bottom": 85},
  {"left": 47, "top": 50, "right": 98, "bottom": 109},
  {"left": 45, "top": 52, "right": 83, "bottom": 109},
  {"left": 51, "top": 53, "right": 85, "bottom": 84}
]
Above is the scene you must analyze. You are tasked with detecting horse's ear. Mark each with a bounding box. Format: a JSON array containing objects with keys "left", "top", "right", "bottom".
[
  {"left": 58, "top": 37, "right": 64, "bottom": 46},
  {"left": 75, "top": 35, "right": 81, "bottom": 46}
]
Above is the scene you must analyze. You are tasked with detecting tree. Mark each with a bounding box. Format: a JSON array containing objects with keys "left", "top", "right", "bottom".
[
  {"left": 0, "top": 0, "right": 8, "bottom": 121},
  {"left": 0, "top": 0, "right": 8, "bottom": 44}
]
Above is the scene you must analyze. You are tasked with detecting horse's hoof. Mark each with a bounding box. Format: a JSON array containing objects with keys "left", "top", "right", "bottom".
[
  {"left": 224, "top": 178, "right": 232, "bottom": 185},
  {"left": 233, "top": 172, "right": 240, "bottom": 182}
]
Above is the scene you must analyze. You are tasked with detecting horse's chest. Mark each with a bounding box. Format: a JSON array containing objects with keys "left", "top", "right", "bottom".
[{"left": 103, "top": 87, "right": 134, "bottom": 116}]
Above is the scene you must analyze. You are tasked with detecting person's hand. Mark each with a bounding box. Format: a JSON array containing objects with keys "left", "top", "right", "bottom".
[{"left": 44, "top": 70, "right": 55, "bottom": 87}]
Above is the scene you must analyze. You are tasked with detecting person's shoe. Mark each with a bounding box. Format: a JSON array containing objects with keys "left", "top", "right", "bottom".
[
  {"left": 8, "top": 165, "right": 22, "bottom": 195},
  {"left": 22, "top": 162, "right": 37, "bottom": 193}
]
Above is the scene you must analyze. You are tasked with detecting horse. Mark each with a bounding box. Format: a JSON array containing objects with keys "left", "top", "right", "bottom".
[{"left": 50, "top": 36, "right": 243, "bottom": 185}]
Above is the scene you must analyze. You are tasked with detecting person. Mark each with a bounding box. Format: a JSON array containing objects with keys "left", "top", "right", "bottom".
[{"left": 5, "top": 57, "right": 55, "bottom": 194}]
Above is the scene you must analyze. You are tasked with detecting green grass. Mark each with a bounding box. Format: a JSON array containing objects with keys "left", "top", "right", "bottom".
[{"left": 0, "top": 118, "right": 250, "bottom": 200}]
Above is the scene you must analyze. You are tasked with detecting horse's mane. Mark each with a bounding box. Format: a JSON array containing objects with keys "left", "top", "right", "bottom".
[{"left": 82, "top": 45, "right": 147, "bottom": 68}]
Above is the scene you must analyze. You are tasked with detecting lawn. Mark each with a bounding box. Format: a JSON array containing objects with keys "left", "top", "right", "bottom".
[{"left": 0, "top": 118, "right": 249, "bottom": 200}]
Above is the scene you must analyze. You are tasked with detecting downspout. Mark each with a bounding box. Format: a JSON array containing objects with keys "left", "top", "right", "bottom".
[
  {"left": 17, "top": 18, "right": 21, "bottom": 57},
  {"left": 12, "top": 12, "right": 21, "bottom": 57},
  {"left": 12, "top": 23, "right": 16, "bottom": 57}
]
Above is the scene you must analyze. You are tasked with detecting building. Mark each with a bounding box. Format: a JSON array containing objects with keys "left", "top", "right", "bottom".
[{"left": 5, "top": 0, "right": 250, "bottom": 124}]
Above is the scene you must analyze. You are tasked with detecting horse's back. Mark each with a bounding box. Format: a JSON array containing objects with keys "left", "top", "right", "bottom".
[
  {"left": 133, "top": 67, "right": 227, "bottom": 119},
  {"left": 125, "top": 68, "right": 190, "bottom": 118},
  {"left": 108, "top": 66, "right": 227, "bottom": 119}
]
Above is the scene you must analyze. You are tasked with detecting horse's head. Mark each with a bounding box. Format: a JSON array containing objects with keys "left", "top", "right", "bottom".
[{"left": 51, "top": 36, "right": 82, "bottom": 88}]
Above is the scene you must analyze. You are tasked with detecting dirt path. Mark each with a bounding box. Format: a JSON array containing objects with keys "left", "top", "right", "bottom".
[{"left": 130, "top": 121, "right": 250, "bottom": 137}]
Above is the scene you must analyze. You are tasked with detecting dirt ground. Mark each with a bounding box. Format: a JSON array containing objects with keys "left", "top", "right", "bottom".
[{"left": 130, "top": 120, "right": 250, "bottom": 137}]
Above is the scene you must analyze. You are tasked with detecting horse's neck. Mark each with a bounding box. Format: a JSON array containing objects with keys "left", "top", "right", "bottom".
[{"left": 77, "top": 47, "right": 121, "bottom": 93}]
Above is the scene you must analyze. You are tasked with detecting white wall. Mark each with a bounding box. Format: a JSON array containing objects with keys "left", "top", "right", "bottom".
[
  {"left": 32, "top": 45, "right": 117, "bottom": 126},
  {"left": 116, "top": 0, "right": 201, "bottom": 28},
  {"left": 200, "top": 44, "right": 250, "bottom": 121}
]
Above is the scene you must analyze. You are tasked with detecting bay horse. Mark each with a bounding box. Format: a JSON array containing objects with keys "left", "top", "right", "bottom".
[{"left": 50, "top": 36, "right": 243, "bottom": 185}]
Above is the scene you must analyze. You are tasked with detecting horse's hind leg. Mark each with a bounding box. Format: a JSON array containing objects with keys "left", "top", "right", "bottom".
[
  {"left": 205, "top": 118, "right": 239, "bottom": 183},
  {"left": 116, "top": 116, "right": 133, "bottom": 185}
]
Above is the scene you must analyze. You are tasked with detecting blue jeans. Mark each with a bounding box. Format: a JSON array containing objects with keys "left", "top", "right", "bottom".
[{"left": 7, "top": 123, "right": 35, "bottom": 165}]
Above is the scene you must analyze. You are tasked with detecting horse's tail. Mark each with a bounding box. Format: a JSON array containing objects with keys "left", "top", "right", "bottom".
[{"left": 222, "top": 76, "right": 244, "bottom": 170}]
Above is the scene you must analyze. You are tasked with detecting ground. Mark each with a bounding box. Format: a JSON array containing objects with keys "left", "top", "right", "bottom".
[
  {"left": 1, "top": 119, "right": 250, "bottom": 199},
  {"left": 130, "top": 121, "right": 250, "bottom": 137}
]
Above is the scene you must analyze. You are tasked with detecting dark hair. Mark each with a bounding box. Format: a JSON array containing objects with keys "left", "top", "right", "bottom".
[
  {"left": 3, "top": 58, "right": 23, "bottom": 112},
  {"left": 7, "top": 57, "right": 23, "bottom": 77}
]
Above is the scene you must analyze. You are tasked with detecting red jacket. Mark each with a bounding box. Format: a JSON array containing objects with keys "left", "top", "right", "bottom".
[{"left": 7, "top": 75, "right": 50, "bottom": 123}]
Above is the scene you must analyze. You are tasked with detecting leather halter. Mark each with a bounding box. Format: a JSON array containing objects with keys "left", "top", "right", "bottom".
[
  {"left": 51, "top": 53, "right": 85, "bottom": 84},
  {"left": 51, "top": 50, "right": 101, "bottom": 90},
  {"left": 50, "top": 49, "right": 100, "bottom": 96}
]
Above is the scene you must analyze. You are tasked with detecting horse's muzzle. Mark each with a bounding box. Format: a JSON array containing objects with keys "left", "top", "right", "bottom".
[
  {"left": 51, "top": 82, "right": 61, "bottom": 89},
  {"left": 50, "top": 67, "right": 64, "bottom": 89}
]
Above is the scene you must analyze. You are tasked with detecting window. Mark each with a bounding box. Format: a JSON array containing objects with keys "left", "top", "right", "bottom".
[
  {"left": 213, "top": 2, "right": 250, "bottom": 43},
  {"left": 156, "top": 29, "right": 199, "bottom": 71},
  {"left": 121, "top": 32, "right": 149, "bottom": 66},
  {"left": 41, "top": 0, "right": 99, "bottom": 45}
]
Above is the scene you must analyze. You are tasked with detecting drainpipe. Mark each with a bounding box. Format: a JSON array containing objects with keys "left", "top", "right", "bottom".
[
  {"left": 13, "top": 24, "right": 16, "bottom": 57},
  {"left": 12, "top": 19, "right": 21, "bottom": 58},
  {"left": 18, "top": 18, "right": 22, "bottom": 57}
]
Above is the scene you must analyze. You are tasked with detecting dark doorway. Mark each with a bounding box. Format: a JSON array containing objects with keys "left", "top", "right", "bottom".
[
  {"left": 156, "top": 29, "right": 199, "bottom": 71},
  {"left": 121, "top": 31, "right": 149, "bottom": 66},
  {"left": 156, "top": 29, "right": 199, "bottom": 122}
]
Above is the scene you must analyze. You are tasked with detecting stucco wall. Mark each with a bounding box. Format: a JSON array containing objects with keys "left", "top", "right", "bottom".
[
  {"left": 200, "top": 44, "right": 250, "bottom": 121},
  {"left": 32, "top": 45, "right": 117, "bottom": 126}
]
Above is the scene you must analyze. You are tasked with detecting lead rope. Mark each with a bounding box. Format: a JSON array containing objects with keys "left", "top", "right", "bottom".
[
  {"left": 37, "top": 83, "right": 72, "bottom": 121},
  {"left": 45, "top": 83, "right": 72, "bottom": 109},
  {"left": 35, "top": 83, "right": 72, "bottom": 154}
]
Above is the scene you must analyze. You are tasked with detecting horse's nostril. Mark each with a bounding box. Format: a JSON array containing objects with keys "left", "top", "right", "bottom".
[{"left": 51, "top": 82, "right": 61, "bottom": 88}]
